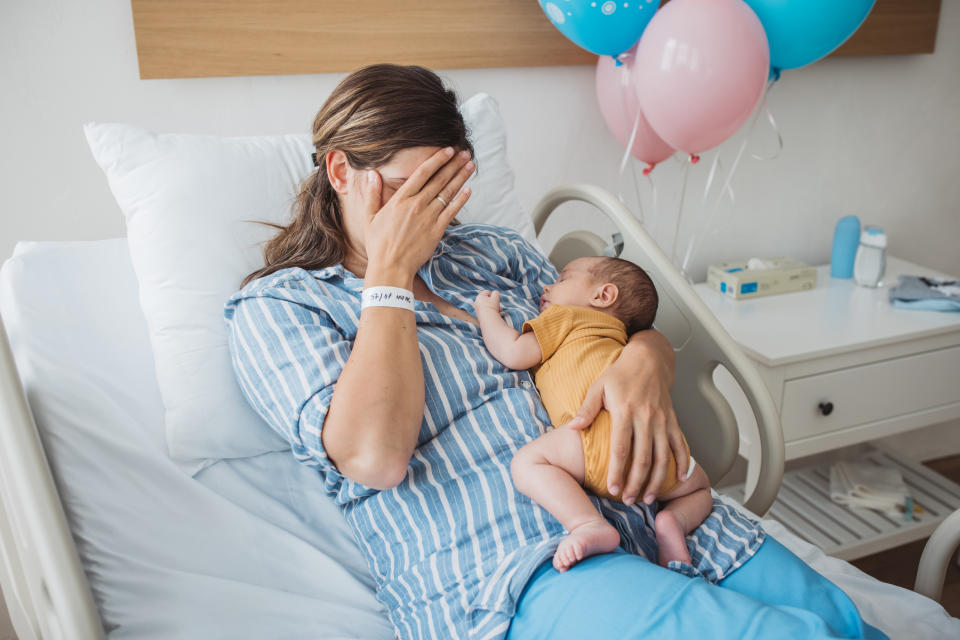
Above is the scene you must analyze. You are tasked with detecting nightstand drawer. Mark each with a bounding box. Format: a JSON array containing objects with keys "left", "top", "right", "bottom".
[{"left": 780, "top": 346, "right": 960, "bottom": 440}]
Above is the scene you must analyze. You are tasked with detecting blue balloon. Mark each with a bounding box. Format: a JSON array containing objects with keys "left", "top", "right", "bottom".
[
  {"left": 742, "top": 0, "right": 875, "bottom": 73},
  {"left": 538, "top": 0, "right": 660, "bottom": 59}
]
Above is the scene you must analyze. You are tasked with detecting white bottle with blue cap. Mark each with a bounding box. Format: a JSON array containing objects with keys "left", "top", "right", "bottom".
[{"left": 853, "top": 226, "right": 887, "bottom": 288}]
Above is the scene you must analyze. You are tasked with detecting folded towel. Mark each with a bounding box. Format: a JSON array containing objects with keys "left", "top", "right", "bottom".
[
  {"left": 889, "top": 275, "right": 960, "bottom": 312},
  {"left": 829, "top": 460, "right": 909, "bottom": 517}
]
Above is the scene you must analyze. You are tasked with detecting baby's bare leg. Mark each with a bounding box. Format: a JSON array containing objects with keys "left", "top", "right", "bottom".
[
  {"left": 511, "top": 426, "right": 620, "bottom": 572},
  {"left": 654, "top": 464, "right": 713, "bottom": 567}
]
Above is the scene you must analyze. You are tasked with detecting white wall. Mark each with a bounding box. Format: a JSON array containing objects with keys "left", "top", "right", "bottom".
[
  {"left": 2, "top": 0, "right": 959, "bottom": 279},
  {"left": 1, "top": 0, "right": 958, "bottom": 461}
]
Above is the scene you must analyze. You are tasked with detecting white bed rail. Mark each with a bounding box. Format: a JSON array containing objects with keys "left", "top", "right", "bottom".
[
  {"left": 531, "top": 184, "right": 785, "bottom": 516},
  {"left": 0, "top": 312, "right": 104, "bottom": 639},
  {"left": 915, "top": 507, "right": 960, "bottom": 602}
]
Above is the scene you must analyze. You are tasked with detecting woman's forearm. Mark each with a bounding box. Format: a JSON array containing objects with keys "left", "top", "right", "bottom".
[
  {"left": 318, "top": 147, "right": 475, "bottom": 489},
  {"left": 624, "top": 328, "right": 675, "bottom": 388},
  {"left": 323, "top": 273, "right": 424, "bottom": 489}
]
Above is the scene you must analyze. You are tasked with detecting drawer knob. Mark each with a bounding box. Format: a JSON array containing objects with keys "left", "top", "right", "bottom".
[{"left": 818, "top": 401, "right": 834, "bottom": 416}]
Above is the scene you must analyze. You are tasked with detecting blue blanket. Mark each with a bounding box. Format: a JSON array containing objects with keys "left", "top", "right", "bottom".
[{"left": 506, "top": 536, "right": 887, "bottom": 639}]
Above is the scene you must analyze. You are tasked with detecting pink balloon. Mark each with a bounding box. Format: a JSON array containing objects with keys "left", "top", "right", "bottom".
[
  {"left": 595, "top": 46, "right": 675, "bottom": 173},
  {"left": 632, "top": 0, "right": 769, "bottom": 154}
]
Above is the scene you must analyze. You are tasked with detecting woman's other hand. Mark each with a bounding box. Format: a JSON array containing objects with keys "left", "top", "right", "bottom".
[
  {"left": 565, "top": 330, "right": 687, "bottom": 506},
  {"left": 362, "top": 147, "right": 474, "bottom": 287}
]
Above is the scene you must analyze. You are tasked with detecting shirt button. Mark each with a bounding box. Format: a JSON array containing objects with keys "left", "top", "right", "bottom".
[{"left": 521, "top": 381, "right": 532, "bottom": 389}]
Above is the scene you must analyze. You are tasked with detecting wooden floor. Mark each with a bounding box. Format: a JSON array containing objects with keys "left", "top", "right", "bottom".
[{"left": 850, "top": 455, "right": 960, "bottom": 618}]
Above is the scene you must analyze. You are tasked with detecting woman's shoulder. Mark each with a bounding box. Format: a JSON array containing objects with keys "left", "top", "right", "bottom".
[{"left": 225, "top": 265, "right": 355, "bottom": 316}]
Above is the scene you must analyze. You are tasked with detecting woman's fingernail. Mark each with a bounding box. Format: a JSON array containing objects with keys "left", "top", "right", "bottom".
[
  {"left": 444, "top": 147, "right": 454, "bottom": 156},
  {"left": 644, "top": 494, "right": 655, "bottom": 505},
  {"left": 465, "top": 160, "right": 475, "bottom": 171},
  {"left": 623, "top": 496, "right": 635, "bottom": 506},
  {"left": 459, "top": 150, "right": 470, "bottom": 159},
  {"left": 609, "top": 484, "right": 620, "bottom": 495}
]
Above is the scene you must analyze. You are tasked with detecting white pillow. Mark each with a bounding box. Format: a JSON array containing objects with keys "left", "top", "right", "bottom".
[
  {"left": 457, "top": 95, "right": 534, "bottom": 239},
  {"left": 84, "top": 93, "right": 535, "bottom": 466}
]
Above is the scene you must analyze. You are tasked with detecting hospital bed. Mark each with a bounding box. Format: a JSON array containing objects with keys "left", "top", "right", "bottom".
[{"left": 0, "top": 183, "right": 959, "bottom": 639}]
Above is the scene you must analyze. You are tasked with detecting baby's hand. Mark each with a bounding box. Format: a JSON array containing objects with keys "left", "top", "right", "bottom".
[{"left": 474, "top": 290, "right": 501, "bottom": 313}]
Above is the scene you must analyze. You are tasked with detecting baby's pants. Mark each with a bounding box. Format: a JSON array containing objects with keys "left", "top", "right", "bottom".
[{"left": 506, "top": 536, "right": 888, "bottom": 639}]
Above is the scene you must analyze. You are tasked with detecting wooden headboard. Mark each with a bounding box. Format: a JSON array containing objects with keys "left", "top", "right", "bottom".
[{"left": 130, "top": 0, "right": 941, "bottom": 80}]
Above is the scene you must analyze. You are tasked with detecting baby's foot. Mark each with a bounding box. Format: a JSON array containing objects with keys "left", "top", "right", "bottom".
[
  {"left": 553, "top": 519, "right": 620, "bottom": 573},
  {"left": 655, "top": 510, "right": 691, "bottom": 567}
]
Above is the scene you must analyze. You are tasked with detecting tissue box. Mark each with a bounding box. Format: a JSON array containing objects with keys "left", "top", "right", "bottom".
[{"left": 707, "top": 258, "right": 817, "bottom": 300}]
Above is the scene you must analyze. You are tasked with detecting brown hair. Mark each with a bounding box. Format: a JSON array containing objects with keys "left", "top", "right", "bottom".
[
  {"left": 590, "top": 257, "right": 658, "bottom": 334},
  {"left": 242, "top": 64, "right": 474, "bottom": 287}
]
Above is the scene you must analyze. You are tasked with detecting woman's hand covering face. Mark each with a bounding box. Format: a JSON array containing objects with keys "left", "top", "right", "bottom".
[{"left": 362, "top": 147, "right": 474, "bottom": 285}]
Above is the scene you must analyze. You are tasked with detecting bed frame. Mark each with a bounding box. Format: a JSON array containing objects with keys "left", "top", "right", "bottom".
[{"left": 0, "top": 184, "right": 957, "bottom": 638}]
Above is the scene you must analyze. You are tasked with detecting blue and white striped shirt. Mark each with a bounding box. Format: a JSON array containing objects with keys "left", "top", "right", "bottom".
[{"left": 224, "top": 223, "right": 764, "bottom": 640}]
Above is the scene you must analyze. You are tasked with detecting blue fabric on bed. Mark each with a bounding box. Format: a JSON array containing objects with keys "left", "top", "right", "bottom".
[{"left": 506, "top": 537, "right": 888, "bottom": 639}]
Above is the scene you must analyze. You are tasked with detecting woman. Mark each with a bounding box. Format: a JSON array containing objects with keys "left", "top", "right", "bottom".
[{"left": 225, "top": 64, "right": 884, "bottom": 639}]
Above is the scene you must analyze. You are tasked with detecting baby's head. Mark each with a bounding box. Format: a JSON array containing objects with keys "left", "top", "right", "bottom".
[{"left": 540, "top": 256, "right": 658, "bottom": 334}]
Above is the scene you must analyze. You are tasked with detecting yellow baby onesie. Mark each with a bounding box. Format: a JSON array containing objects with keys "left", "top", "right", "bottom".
[{"left": 522, "top": 304, "right": 690, "bottom": 502}]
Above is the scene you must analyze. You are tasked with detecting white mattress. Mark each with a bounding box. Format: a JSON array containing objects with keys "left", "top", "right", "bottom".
[{"left": 0, "top": 238, "right": 957, "bottom": 638}]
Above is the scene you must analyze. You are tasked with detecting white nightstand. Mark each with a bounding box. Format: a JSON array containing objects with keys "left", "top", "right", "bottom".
[{"left": 694, "top": 257, "right": 960, "bottom": 559}]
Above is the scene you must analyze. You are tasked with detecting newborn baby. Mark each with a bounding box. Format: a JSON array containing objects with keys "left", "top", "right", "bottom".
[{"left": 474, "top": 256, "right": 712, "bottom": 571}]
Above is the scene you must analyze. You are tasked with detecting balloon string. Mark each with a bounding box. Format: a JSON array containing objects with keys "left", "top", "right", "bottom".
[
  {"left": 669, "top": 161, "right": 690, "bottom": 267},
  {"left": 701, "top": 150, "right": 722, "bottom": 209},
  {"left": 681, "top": 79, "right": 775, "bottom": 275},
  {"left": 682, "top": 151, "right": 732, "bottom": 274},
  {"left": 750, "top": 79, "right": 783, "bottom": 161},
  {"left": 683, "top": 139, "right": 747, "bottom": 276},
  {"left": 614, "top": 59, "right": 634, "bottom": 207},
  {"left": 617, "top": 53, "right": 638, "bottom": 177},
  {"left": 613, "top": 52, "right": 646, "bottom": 225},
  {"left": 619, "top": 107, "right": 641, "bottom": 176},
  {"left": 629, "top": 156, "right": 646, "bottom": 225},
  {"left": 647, "top": 169, "right": 659, "bottom": 241},
  {"left": 616, "top": 175, "right": 628, "bottom": 209}
]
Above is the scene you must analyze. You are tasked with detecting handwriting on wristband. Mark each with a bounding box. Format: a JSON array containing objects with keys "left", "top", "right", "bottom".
[
  {"left": 366, "top": 290, "right": 413, "bottom": 304},
  {"left": 362, "top": 286, "right": 416, "bottom": 311}
]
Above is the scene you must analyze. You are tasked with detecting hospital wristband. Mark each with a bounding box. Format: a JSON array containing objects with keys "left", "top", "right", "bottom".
[{"left": 361, "top": 286, "right": 415, "bottom": 312}]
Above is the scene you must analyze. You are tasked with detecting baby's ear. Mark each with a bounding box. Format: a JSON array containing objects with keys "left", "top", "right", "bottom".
[{"left": 593, "top": 283, "right": 619, "bottom": 308}]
